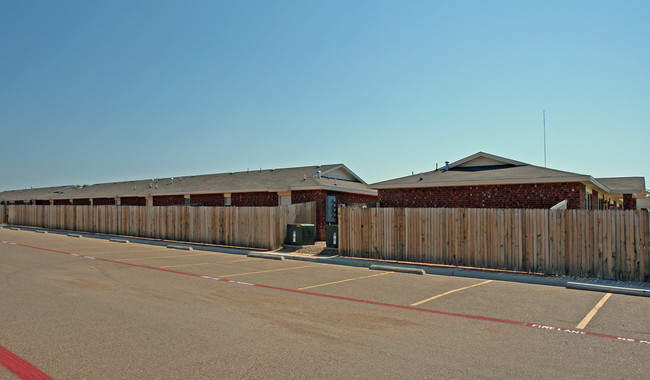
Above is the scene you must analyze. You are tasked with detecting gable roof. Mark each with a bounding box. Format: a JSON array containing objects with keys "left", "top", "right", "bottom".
[
  {"left": 1, "top": 164, "right": 377, "bottom": 202},
  {"left": 447, "top": 151, "right": 528, "bottom": 169},
  {"left": 371, "top": 152, "right": 646, "bottom": 197},
  {"left": 1, "top": 185, "right": 77, "bottom": 203}
]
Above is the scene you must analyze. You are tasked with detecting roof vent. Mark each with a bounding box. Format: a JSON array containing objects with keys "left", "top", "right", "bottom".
[
  {"left": 303, "top": 174, "right": 306, "bottom": 181},
  {"left": 170, "top": 177, "right": 174, "bottom": 185},
  {"left": 419, "top": 173, "right": 423, "bottom": 181},
  {"left": 445, "top": 161, "right": 449, "bottom": 172},
  {"left": 317, "top": 171, "right": 321, "bottom": 179},
  {"left": 149, "top": 180, "right": 153, "bottom": 188}
]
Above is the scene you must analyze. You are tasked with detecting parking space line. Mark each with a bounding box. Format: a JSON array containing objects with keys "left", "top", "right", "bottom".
[
  {"left": 220, "top": 258, "right": 258, "bottom": 264},
  {"left": 114, "top": 252, "right": 221, "bottom": 260},
  {"left": 160, "top": 262, "right": 212, "bottom": 269},
  {"left": 8, "top": 239, "right": 650, "bottom": 346},
  {"left": 411, "top": 280, "right": 493, "bottom": 306},
  {"left": 298, "top": 272, "right": 391, "bottom": 290},
  {"left": 576, "top": 293, "right": 612, "bottom": 330},
  {"left": 162, "top": 257, "right": 256, "bottom": 267},
  {"left": 218, "top": 265, "right": 314, "bottom": 278}
]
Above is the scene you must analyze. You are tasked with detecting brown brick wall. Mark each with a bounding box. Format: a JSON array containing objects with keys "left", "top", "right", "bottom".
[
  {"left": 292, "top": 190, "right": 325, "bottom": 240},
  {"left": 153, "top": 195, "right": 186, "bottom": 206},
  {"left": 591, "top": 190, "right": 599, "bottom": 210},
  {"left": 93, "top": 198, "right": 116, "bottom": 206},
  {"left": 120, "top": 197, "right": 146, "bottom": 206},
  {"left": 232, "top": 192, "right": 278, "bottom": 207},
  {"left": 378, "top": 182, "right": 586, "bottom": 209},
  {"left": 623, "top": 194, "right": 637, "bottom": 210},
  {"left": 190, "top": 193, "right": 225, "bottom": 206}
]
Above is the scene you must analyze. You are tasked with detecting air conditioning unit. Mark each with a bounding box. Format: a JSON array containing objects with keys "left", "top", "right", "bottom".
[{"left": 285, "top": 223, "right": 316, "bottom": 246}]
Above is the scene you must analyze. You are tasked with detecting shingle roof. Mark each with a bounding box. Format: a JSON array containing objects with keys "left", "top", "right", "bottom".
[
  {"left": 372, "top": 164, "right": 592, "bottom": 188},
  {"left": 1, "top": 164, "right": 377, "bottom": 202},
  {"left": 371, "top": 152, "right": 646, "bottom": 197},
  {"left": 1, "top": 185, "right": 76, "bottom": 202}
]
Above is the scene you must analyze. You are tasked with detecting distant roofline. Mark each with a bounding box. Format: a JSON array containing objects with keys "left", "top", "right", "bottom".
[{"left": 447, "top": 151, "right": 528, "bottom": 169}]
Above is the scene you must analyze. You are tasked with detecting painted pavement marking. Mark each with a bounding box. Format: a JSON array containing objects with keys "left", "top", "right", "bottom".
[
  {"left": 298, "top": 271, "right": 391, "bottom": 290},
  {"left": 576, "top": 292, "right": 613, "bottom": 330},
  {"left": 6, "top": 240, "right": 650, "bottom": 346},
  {"left": 411, "top": 280, "right": 493, "bottom": 306},
  {"left": 0, "top": 344, "right": 52, "bottom": 380}
]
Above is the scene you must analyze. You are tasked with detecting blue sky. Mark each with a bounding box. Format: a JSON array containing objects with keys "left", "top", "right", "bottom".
[{"left": 1, "top": 0, "right": 648, "bottom": 191}]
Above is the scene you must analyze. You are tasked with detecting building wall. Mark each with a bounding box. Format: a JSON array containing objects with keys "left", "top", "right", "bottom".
[
  {"left": 53, "top": 199, "right": 71, "bottom": 206},
  {"left": 120, "top": 197, "right": 146, "bottom": 206},
  {"left": 378, "top": 182, "right": 586, "bottom": 209},
  {"left": 72, "top": 199, "right": 91, "bottom": 206},
  {"left": 232, "top": 192, "right": 278, "bottom": 207},
  {"left": 190, "top": 193, "right": 225, "bottom": 206},
  {"left": 623, "top": 194, "right": 637, "bottom": 210},
  {"left": 153, "top": 195, "right": 186, "bottom": 206},
  {"left": 93, "top": 198, "right": 116, "bottom": 206}
]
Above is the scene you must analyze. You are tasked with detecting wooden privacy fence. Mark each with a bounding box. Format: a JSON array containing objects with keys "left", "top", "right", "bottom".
[
  {"left": 339, "top": 207, "right": 650, "bottom": 282},
  {"left": 5, "top": 203, "right": 315, "bottom": 250}
]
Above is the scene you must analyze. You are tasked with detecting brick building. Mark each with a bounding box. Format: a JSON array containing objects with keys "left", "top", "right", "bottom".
[
  {"left": 0, "top": 164, "right": 378, "bottom": 240},
  {"left": 371, "top": 152, "right": 646, "bottom": 210}
]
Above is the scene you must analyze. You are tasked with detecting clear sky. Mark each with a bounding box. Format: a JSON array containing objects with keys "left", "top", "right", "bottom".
[{"left": 1, "top": 0, "right": 648, "bottom": 192}]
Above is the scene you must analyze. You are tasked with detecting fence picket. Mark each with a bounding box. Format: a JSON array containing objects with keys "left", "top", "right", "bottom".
[{"left": 337, "top": 206, "right": 649, "bottom": 281}]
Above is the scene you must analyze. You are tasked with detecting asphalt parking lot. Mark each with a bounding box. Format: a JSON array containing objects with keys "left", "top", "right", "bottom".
[{"left": 1, "top": 227, "right": 649, "bottom": 379}]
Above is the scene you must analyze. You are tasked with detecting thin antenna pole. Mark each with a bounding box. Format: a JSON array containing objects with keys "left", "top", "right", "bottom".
[{"left": 543, "top": 110, "right": 547, "bottom": 168}]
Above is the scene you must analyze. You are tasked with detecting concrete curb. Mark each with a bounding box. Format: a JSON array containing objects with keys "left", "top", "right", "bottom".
[
  {"left": 4, "top": 225, "right": 648, "bottom": 295},
  {"left": 35, "top": 230, "right": 48, "bottom": 234},
  {"left": 1, "top": 225, "right": 260, "bottom": 257},
  {"left": 109, "top": 239, "right": 129, "bottom": 244},
  {"left": 566, "top": 282, "right": 650, "bottom": 297},
  {"left": 370, "top": 264, "right": 426, "bottom": 275},
  {"left": 248, "top": 252, "right": 285, "bottom": 261},
  {"left": 166, "top": 245, "right": 193, "bottom": 251},
  {"left": 67, "top": 234, "right": 83, "bottom": 238}
]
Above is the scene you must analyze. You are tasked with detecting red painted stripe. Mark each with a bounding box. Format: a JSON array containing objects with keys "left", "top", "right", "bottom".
[
  {"left": 0, "top": 345, "right": 52, "bottom": 380},
  {"left": 8, "top": 241, "right": 650, "bottom": 346}
]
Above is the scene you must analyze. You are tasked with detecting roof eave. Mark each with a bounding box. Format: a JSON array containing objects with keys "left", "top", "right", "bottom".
[{"left": 372, "top": 176, "right": 593, "bottom": 189}]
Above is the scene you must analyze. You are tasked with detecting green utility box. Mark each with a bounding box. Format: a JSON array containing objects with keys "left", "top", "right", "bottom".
[
  {"left": 285, "top": 224, "right": 316, "bottom": 246},
  {"left": 326, "top": 224, "right": 338, "bottom": 249}
]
